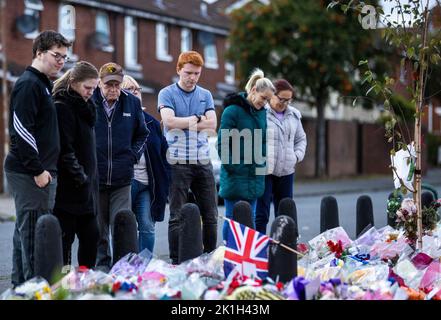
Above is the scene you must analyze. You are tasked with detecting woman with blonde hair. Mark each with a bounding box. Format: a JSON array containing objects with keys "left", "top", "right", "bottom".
[
  {"left": 52, "top": 61, "right": 100, "bottom": 268},
  {"left": 217, "top": 68, "right": 275, "bottom": 240},
  {"left": 121, "top": 75, "right": 170, "bottom": 254}
]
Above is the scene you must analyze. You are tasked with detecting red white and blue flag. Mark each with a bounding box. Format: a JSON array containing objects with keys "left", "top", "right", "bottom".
[{"left": 223, "top": 218, "right": 270, "bottom": 280}]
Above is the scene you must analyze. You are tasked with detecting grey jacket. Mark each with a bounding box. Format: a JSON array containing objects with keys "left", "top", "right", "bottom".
[{"left": 266, "top": 105, "right": 307, "bottom": 177}]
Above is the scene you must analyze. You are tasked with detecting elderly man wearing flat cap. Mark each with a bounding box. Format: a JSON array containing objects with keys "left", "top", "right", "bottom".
[{"left": 92, "top": 62, "right": 148, "bottom": 270}]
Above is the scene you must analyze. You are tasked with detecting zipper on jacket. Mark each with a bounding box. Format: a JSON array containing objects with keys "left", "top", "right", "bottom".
[
  {"left": 145, "top": 120, "right": 156, "bottom": 209},
  {"left": 107, "top": 122, "right": 112, "bottom": 185},
  {"left": 106, "top": 108, "right": 117, "bottom": 186}
]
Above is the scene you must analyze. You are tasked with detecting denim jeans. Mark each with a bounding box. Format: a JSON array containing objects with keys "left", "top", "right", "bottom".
[
  {"left": 6, "top": 170, "right": 57, "bottom": 286},
  {"left": 168, "top": 163, "right": 218, "bottom": 264},
  {"left": 131, "top": 179, "right": 155, "bottom": 254},
  {"left": 223, "top": 198, "right": 257, "bottom": 241},
  {"left": 255, "top": 173, "right": 294, "bottom": 234}
]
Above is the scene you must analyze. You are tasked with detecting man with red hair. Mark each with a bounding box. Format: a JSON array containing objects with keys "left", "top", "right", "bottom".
[{"left": 158, "top": 51, "right": 218, "bottom": 264}]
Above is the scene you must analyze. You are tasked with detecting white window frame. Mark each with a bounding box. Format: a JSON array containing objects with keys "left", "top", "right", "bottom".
[
  {"left": 95, "top": 11, "right": 114, "bottom": 52},
  {"left": 180, "top": 28, "right": 192, "bottom": 53},
  {"left": 225, "top": 62, "right": 235, "bottom": 85},
  {"left": 25, "top": 0, "right": 43, "bottom": 11},
  {"left": 23, "top": 0, "right": 43, "bottom": 40},
  {"left": 124, "top": 16, "right": 142, "bottom": 71},
  {"left": 58, "top": 4, "right": 75, "bottom": 41},
  {"left": 204, "top": 42, "right": 218, "bottom": 69},
  {"left": 156, "top": 23, "right": 173, "bottom": 62}
]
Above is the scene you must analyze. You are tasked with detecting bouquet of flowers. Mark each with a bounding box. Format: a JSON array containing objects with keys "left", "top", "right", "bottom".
[{"left": 393, "top": 197, "right": 441, "bottom": 245}]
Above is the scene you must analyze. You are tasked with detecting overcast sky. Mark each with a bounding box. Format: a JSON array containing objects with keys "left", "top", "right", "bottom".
[{"left": 380, "top": 0, "right": 438, "bottom": 25}]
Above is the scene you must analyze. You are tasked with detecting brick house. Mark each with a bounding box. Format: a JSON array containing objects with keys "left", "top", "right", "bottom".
[{"left": 0, "top": 0, "right": 239, "bottom": 191}]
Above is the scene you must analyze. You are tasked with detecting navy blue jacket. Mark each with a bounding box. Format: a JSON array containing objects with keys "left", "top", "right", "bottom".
[
  {"left": 142, "top": 111, "right": 170, "bottom": 222},
  {"left": 92, "top": 88, "right": 148, "bottom": 187}
]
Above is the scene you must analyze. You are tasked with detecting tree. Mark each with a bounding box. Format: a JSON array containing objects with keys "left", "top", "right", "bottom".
[
  {"left": 334, "top": 0, "right": 441, "bottom": 250},
  {"left": 226, "top": 0, "right": 385, "bottom": 177}
]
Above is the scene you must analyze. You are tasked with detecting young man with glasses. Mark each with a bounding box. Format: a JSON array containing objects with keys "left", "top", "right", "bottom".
[
  {"left": 5, "top": 30, "right": 71, "bottom": 286},
  {"left": 92, "top": 63, "right": 148, "bottom": 270}
]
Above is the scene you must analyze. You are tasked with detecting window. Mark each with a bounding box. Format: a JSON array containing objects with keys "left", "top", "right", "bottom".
[
  {"left": 58, "top": 4, "right": 75, "bottom": 41},
  {"left": 24, "top": 0, "right": 43, "bottom": 11},
  {"left": 181, "top": 28, "right": 192, "bottom": 53},
  {"left": 96, "top": 11, "right": 114, "bottom": 52},
  {"left": 225, "top": 62, "right": 235, "bottom": 85},
  {"left": 198, "top": 31, "right": 218, "bottom": 69},
  {"left": 125, "top": 16, "right": 141, "bottom": 70},
  {"left": 23, "top": 0, "right": 43, "bottom": 39},
  {"left": 156, "top": 23, "right": 173, "bottom": 62}
]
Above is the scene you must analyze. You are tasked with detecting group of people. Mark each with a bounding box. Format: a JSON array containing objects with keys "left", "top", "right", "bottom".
[{"left": 5, "top": 30, "right": 306, "bottom": 287}]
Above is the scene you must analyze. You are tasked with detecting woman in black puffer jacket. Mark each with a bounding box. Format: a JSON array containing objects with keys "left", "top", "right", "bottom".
[{"left": 52, "top": 61, "right": 100, "bottom": 268}]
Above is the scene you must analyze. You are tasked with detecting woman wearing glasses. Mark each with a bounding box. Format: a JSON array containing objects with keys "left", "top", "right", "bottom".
[
  {"left": 255, "top": 79, "right": 307, "bottom": 234},
  {"left": 121, "top": 75, "right": 170, "bottom": 254},
  {"left": 218, "top": 68, "right": 275, "bottom": 241},
  {"left": 52, "top": 61, "right": 100, "bottom": 268}
]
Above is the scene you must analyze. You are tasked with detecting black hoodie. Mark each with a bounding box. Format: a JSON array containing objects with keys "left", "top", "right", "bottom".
[
  {"left": 53, "top": 89, "right": 99, "bottom": 215},
  {"left": 5, "top": 66, "right": 60, "bottom": 176}
]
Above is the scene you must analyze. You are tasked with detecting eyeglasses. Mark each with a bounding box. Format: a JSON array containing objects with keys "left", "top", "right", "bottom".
[
  {"left": 276, "top": 95, "right": 292, "bottom": 105},
  {"left": 46, "top": 50, "right": 69, "bottom": 63},
  {"left": 126, "top": 86, "right": 142, "bottom": 94}
]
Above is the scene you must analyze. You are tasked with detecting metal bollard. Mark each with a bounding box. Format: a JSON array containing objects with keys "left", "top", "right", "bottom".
[
  {"left": 268, "top": 215, "right": 298, "bottom": 284},
  {"left": 277, "top": 197, "right": 298, "bottom": 227},
  {"left": 178, "top": 203, "right": 203, "bottom": 264},
  {"left": 320, "top": 196, "right": 339, "bottom": 233},
  {"left": 422, "top": 190, "right": 435, "bottom": 209},
  {"left": 233, "top": 200, "right": 254, "bottom": 229},
  {"left": 356, "top": 195, "right": 374, "bottom": 238},
  {"left": 34, "top": 214, "right": 63, "bottom": 284},
  {"left": 112, "top": 209, "right": 139, "bottom": 265}
]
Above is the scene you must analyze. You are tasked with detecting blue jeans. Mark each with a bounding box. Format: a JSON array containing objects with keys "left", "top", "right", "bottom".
[
  {"left": 131, "top": 179, "right": 155, "bottom": 253},
  {"left": 223, "top": 199, "right": 257, "bottom": 241},
  {"left": 255, "top": 173, "right": 294, "bottom": 234}
]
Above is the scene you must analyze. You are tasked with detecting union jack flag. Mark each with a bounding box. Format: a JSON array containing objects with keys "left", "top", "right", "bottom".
[{"left": 224, "top": 218, "right": 270, "bottom": 280}]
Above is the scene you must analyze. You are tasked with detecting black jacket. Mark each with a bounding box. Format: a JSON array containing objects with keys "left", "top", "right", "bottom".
[
  {"left": 92, "top": 88, "right": 148, "bottom": 187},
  {"left": 53, "top": 89, "right": 99, "bottom": 215},
  {"left": 142, "top": 111, "right": 170, "bottom": 222},
  {"left": 5, "top": 66, "right": 60, "bottom": 176}
]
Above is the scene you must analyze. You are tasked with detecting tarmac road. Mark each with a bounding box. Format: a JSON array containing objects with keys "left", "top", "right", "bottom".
[{"left": 1, "top": 169, "right": 440, "bottom": 295}]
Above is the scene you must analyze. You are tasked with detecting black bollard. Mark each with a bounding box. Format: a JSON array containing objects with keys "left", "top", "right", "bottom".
[
  {"left": 178, "top": 203, "right": 203, "bottom": 264},
  {"left": 387, "top": 192, "right": 403, "bottom": 228},
  {"left": 232, "top": 201, "right": 254, "bottom": 229},
  {"left": 34, "top": 214, "right": 63, "bottom": 284},
  {"left": 113, "top": 209, "right": 139, "bottom": 265},
  {"left": 277, "top": 197, "right": 298, "bottom": 227},
  {"left": 356, "top": 195, "right": 374, "bottom": 238},
  {"left": 268, "top": 215, "right": 298, "bottom": 284},
  {"left": 320, "top": 196, "right": 339, "bottom": 233},
  {"left": 421, "top": 191, "right": 435, "bottom": 209}
]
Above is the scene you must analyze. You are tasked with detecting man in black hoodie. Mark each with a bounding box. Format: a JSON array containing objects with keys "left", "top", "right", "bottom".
[{"left": 4, "top": 30, "right": 71, "bottom": 286}]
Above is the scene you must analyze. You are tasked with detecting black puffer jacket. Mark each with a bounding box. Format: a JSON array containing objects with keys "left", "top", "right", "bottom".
[{"left": 53, "top": 89, "right": 99, "bottom": 216}]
